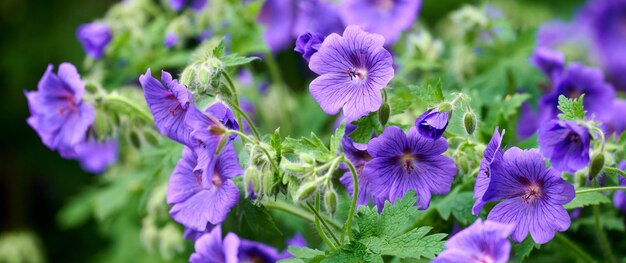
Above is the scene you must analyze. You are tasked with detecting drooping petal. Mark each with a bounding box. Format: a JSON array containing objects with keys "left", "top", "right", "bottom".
[
  {"left": 473, "top": 128, "right": 505, "bottom": 215},
  {"left": 366, "top": 126, "right": 407, "bottom": 157}
]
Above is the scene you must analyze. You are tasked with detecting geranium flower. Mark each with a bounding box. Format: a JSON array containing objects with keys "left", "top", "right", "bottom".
[
  {"left": 294, "top": 32, "right": 325, "bottom": 62},
  {"left": 169, "top": 0, "right": 207, "bottom": 12},
  {"left": 613, "top": 161, "right": 626, "bottom": 213},
  {"left": 237, "top": 239, "right": 281, "bottom": 262},
  {"left": 433, "top": 219, "right": 514, "bottom": 263},
  {"left": 293, "top": 0, "right": 343, "bottom": 37},
  {"left": 258, "top": 0, "right": 295, "bottom": 52},
  {"left": 414, "top": 108, "right": 450, "bottom": 140},
  {"left": 189, "top": 225, "right": 239, "bottom": 263},
  {"left": 472, "top": 128, "right": 505, "bottom": 215},
  {"left": 76, "top": 22, "right": 111, "bottom": 60},
  {"left": 538, "top": 120, "right": 590, "bottom": 173}
]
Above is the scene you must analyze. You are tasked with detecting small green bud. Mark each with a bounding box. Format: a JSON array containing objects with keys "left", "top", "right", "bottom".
[
  {"left": 93, "top": 111, "right": 109, "bottom": 139},
  {"left": 463, "top": 111, "right": 476, "bottom": 135},
  {"left": 140, "top": 217, "right": 159, "bottom": 253},
  {"left": 588, "top": 153, "right": 605, "bottom": 178},
  {"left": 262, "top": 171, "right": 274, "bottom": 196},
  {"left": 243, "top": 168, "right": 260, "bottom": 197},
  {"left": 300, "top": 154, "right": 315, "bottom": 165},
  {"left": 284, "top": 162, "right": 307, "bottom": 173},
  {"left": 129, "top": 130, "right": 142, "bottom": 148},
  {"left": 378, "top": 102, "right": 391, "bottom": 126},
  {"left": 324, "top": 188, "right": 338, "bottom": 215},
  {"left": 159, "top": 223, "right": 184, "bottom": 260},
  {"left": 437, "top": 102, "right": 453, "bottom": 112},
  {"left": 295, "top": 180, "right": 318, "bottom": 201},
  {"left": 143, "top": 130, "right": 160, "bottom": 146}
]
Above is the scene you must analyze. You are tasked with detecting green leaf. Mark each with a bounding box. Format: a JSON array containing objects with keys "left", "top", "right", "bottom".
[
  {"left": 570, "top": 210, "right": 625, "bottom": 232},
  {"left": 235, "top": 199, "right": 282, "bottom": 236},
  {"left": 349, "top": 112, "right": 382, "bottom": 144},
  {"left": 284, "top": 133, "right": 331, "bottom": 162},
  {"left": 557, "top": 94, "right": 586, "bottom": 121},
  {"left": 287, "top": 246, "right": 325, "bottom": 259},
  {"left": 564, "top": 191, "right": 610, "bottom": 209},
  {"left": 330, "top": 122, "right": 346, "bottom": 156},
  {"left": 413, "top": 78, "right": 445, "bottom": 105},
  {"left": 56, "top": 190, "right": 95, "bottom": 229},
  {"left": 513, "top": 236, "right": 540, "bottom": 261},
  {"left": 435, "top": 190, "right": 477, "bottom": 225},
  {"left": 221, "top": 54, "right": 260, "bottom": 67},
  {"left": 270, "top": 128, "right": 282, "bottom": 165},
  {"left": 213, "top": 37, "right": 226, "bottom": 57}
]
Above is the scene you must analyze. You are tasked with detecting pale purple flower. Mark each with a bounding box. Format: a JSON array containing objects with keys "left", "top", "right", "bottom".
[
  {"left": 71, "top": 138, "right": 118, "bottom": 174},
  {"left": 164, "top": 32, "right": 178, "bottom": 48},
  {"left": 25, "top": 63, "right": 94, "bottom": 151},
  {"left": 601, "top": 99, "right": 626, "bottom": 136},
  {"left": 140, "top": 69, "right": 194, "bottom": 146},
  {"left": 339, "top": 0, "right": 421, "bottom": 45},
  {"left": 166, "top": 144, "right": 242, "bottom": 231},
  {"left": 169, "top": 0, "right": 208, "bottom": 11},
  {"left": 184, "top": 226, "right": 212, "bottom": 242},
  {"left": 530, "top": 47, "right": 565, "bottom": 79},
  {"left": 433, "top": 219, "right": 514, "bottom": 263},
  {"left": 237, "top": 69, "right": 253, "bottom": 87},
  {"left": 362, "top": 126, "right": 456, "bottom": 209},
  {"left": 483, "top": 148, "right": 575, "bottom": 244},
  {"left": 293, "top": 0, "right": 343, "bottom": 37},
  {"left": 76, "top": 22, "right": 112, "bottom": 59},
  {"left": 472, "top": 128, "right": 505, "bottom": 215},
  {"left": 238, "top": 239, "right": 281, "bottom": 262},
  {"left": 613, "top": 161, "right": 626, "bottom": 213},
  {"left": 189, "top": 225, "right": 239, "bottom": 263},
  {"left": 308, "top": 25, "right": 394, "bottom": 121},
  {"left": 258, "top": 0, "right": 295, "bottom": 52},
  {"left": 294, "top": 32, "right": 325, "bottom": 62},
  {"left": 279, "top": 233, "right": 307, "bottom": 259},
  {"left": 414, "top": 108, "right": 450, "bottom": 140},
  {"left": 517, "top": 101, "right": 539, "bottom": 140},
  {"left": 538, "top": 120, "right": 590, "bottom": 173}
]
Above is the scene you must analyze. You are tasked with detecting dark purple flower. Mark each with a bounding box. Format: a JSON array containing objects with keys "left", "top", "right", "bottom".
[
  {"left": 538, "top": 62, "right": 615, "bottom": 121},
  {"left": 536, "top": 21, "right": 586, "bottom": 50},
  {"left": 339, "top": 0, "right": 421, "bottom": 45},
  {"left": 601, "top": 99, "right": 626, "bottom": 136},
  {"left": 166, "top": 144, "right": 242, "bottom": 231},
  {"left": 258, "top": 0, "right": 295, "bottom": 52},
  {"left": 76, "top": 22, "right": 112, "bottom": 60},
  {"left": 25, "top": 63, "right": 95, "bottom": 151},
  {"left": 472, "top": 128, "right": 505, "bottom": 215},
  {"left": 164, "top": 32, "right": 178, "bottom": 48},
  {"left": 189, "top": 225, "right": 239, "bottom": 263},
  {"left": 206, "top": 102, "right": 239, "bottom": 133},
  {"left": 169, "top": 0, "right": 208, "bottom": 11},
  {"left": 308, "top": 25, "right": 394, "bottom": 121},
  {"left": 414, "top": 108, "right": 450, "bottom": 140},
  {"left": 613, "top": 161, "right": 626, "bottom": 213},
  {"left": 184, "top": 226, "right": 212, "bottom": 242},
  {"left": 538, "top": 120, "right": 590, "bottom": 173},
  {"left": 530, "top": 47, "right": 564, "bottom": 79},
  {"left": 293, "top": 0, "right": 343, "bottom": 37},
  {"left": 483, "top": 148, "right": 575, "bottom": 244},
  {"left": 362, "top": 126, "right": 456, "bottom": 209},
  {"left": 432, "top": 219, "right": 514, "bottom": 263},
  {"left": 294, "top": 32, "right": 325, "bottom": 62},
  {"left": 238, "top": 239, "right": 281, "bottom": 262},
  {"left": 140, "top": 69, "right": 194, "bottom": 146},
  {"left": 72, "top": 138, "right": 118, "bottom": 174}
]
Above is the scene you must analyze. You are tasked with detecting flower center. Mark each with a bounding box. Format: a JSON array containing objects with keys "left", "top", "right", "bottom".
[
  {"left": 212, "top": 172, "right": 223, "bottom": 187},
  {"left": 401, "top": 153, "right": 414, "bottom": 172},
  {"left": 373, "top": 0, "right": 394, "bottom": 11},
  {"left": 470, "top": 253, "right": 495, "bottom": 263},
  {"left": 348, "top": 68, "right": 367, "bottom": 81},
  {"left": 59, "top": 96, "right": 78, "bottom": 116},
  {"left": 169, "top": 104, "right": 183, "bottom": 116},
  {"left": 566, "top": 88, "right": 583, "bottom": 99},
  {"left": 522, "top": 183, "right": 542, "bottom": 203},
  {"left": 566, "top": 132, "right": 580, "bottom": 144}
]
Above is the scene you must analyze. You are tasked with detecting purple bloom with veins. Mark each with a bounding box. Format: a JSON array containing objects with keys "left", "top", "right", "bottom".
[
  {"left": 308, "top": 25, "right": 394, "bottom": 121},
  {"left": 472, "top": 128, "right": 505, "bottom": 215},
  {"left": 25, "top": 63, "right": 95, "bottom": 151},
  {"left": 362, "top": 126, "right": 456, "bottom": 209},
  {"left": 530, "top": 47, "right": 564, "bottom": 79},
  {"left": 140, "top": 69, "right": 194, "bottom": 146},
  {"left": 169, "top": 0, "right": 208, "bottom": 11},
  {"left": 189, "top": 225, "right": 239, "bottom": 263},
  {"left": 339, "top": 0, "right": 421, "bottom": 45},
  {"left": 72, "top": 138, "right": 118, "bottom": 174},
  {"left": 166, "top": 144, "right": 242, "bottom": 231},
  {"left": 77, "top": 22, "right": 112, "bottom": 60},
  {"left": 258, "top": 0, "right": 295, "bottom": 52},
  {"left": 613, "top": 161, "right": 626, "bottom": 213},
  {"left": 538, "top": 120, "right": 590, "bottom": 173},
  {"left": 293, "top": 0, "right": 343, "bottom": 37},
  {"left": 414, "top": 108, "right": 450, "bottom": 140},
  {"left": 164, "top": 32, "right": 178, "bottom": 48},
  {"left": 206, "top": 102, "right": 239, "bottom": 134},
  {"left": 433, "top": 219, "right": 514, "bottom": 263},
  {"left": 294, "top": 32, "right": 325, "bottom": 62},
  {"left": 483, "top": 148, "right": 575, "bottom": 244},
  {"left": 238, "top": 239, "right": 281, "bottom": 262}
]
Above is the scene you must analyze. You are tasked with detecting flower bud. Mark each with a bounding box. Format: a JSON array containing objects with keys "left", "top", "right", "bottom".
[
  {"left": 284, "top": 162, "right": 307, "bottom": 173},
  {"left": 295, "top": 180, "right": 318, "bottom": 201},
  {"left": 588, "top": 153, "right": 605, "bottom": 178},
  {"left": 463, "top": 111, "right": 476, "bottom": 135},
  {"left": 378, "top": 102, "right": 391, "bottom": 126},
  {"left": 243, "top": 167, "right": 260, "bottom": 198},
  {"left": 159, "top": 223, "right": 184, "bottom": 260},
  {"left": 324, "top": 188, "right": 338, "bottom": 215}
]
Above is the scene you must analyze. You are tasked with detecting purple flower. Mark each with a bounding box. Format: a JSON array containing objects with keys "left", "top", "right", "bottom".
[
  {"left": 189, "top": 225, "right": 239, "bottom": 263},
  {"left": 601, "top": 99, "right": 626, "bottom": 136},
  {"left": 517, "top": 101, "right": 540, "bottom": 140},
  {"left": 414, "top": 108, "right": 450, "bottom": 140},
  {"left": 25, "top": 63, "right": 95, "bottom": 151},
  {"left": 184, "top": 226, "right": 212, "bottom": 242},
  {"left": 164, "top": 32, "right": 178, "bottom": 48},
  {"left": 538, "top": 62, "right": 615, "bottom": 120},
  {"left": 76, "top": 22, "right": 112, "bottom": 60},
  {"left": 166, "top": 144, "right": 242, "bottom": 231},
  {"left": 206, "top": 102, "right": 239, "bottom": 133},
  {"left": 237, "top": 69, "right": 253, "bottom": 87},
  {"left": 293, "top": 0, "right": 343, "bottom": 37},
  {"left": 472, "top": 128, "right": 505, "bottom": 215},
  {"left": 362, "top": 126, "right": 456, "bottom": 209},
  {"left": 613, "top": 161, "right": 626, "bottom": 213},
  {"left": 294, "top": 32, "right": 325, "bottom": 62},
  {"left": 169, "top": 0, "right": 208, "bottom": 11},
  {"left": 483, "top": 147, "right": 575, "bottom": 244},
  {"left": 71, "top": 138, "right": 118, "bottom": 174},
  {"left": 538, "top": 120, "right": 590, "bottom": 173},
  {"left": 339, "top": 0, "right": 421, "bottom": 45},
  {"left": 530, "top": 47, "right": 564, "bottom": 79},
  {"left": 432, "top": 219, "right": 514, "bottom": 263},
  {"left": 258, "top": 0, "right": 295, "bottom": 52},
  {"left": 140, "top": 69, "right": 194, "bottom": 146},
  {"left": 238, "top": 239, "right": 281, "bottom": 262},
  {"left": 308, "top": 25, "right": 394, "bottom": 121}
]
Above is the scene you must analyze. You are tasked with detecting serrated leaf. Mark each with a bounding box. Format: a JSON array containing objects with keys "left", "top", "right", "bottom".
[
  {"left": 287, "top": 246, "right": 325, "bottom": 258},
  {"left": 512, "top": 235, "right": 540, "bottom": 261},
  {"left": 236, "top": 199, "right": 282, "bottom": 236},
  {"left": 435, "top": 190, "right": 477, "bottom": 225},
  {"left": 270, "top": 128, "right": 282, "bottom": 164},
  {"left": 213, "top": 38, "right": 226, "bottom": 57},
  {"left": 413, "top": 78, "right": 445, "bottom": 106},
  {"left": 557, "top": 94, "right": 586, "bottom": 121},
  {"left": 570, "top": 210, "right": 625, "bottom": 232},
  {"left": 330, "top": 122, "right": 345, "bottom": 154},
  {"left": 349, "top": 112, "right": 382, "bottom": 144},
  {"left": 284, "top": 133, "right": 331, "bottom": 162},
  {"left": 564, "top": 191, "right": 610, "bottom": 209},
  {"left": 221, "top": 54, "right": 260, "bottom": 67}
]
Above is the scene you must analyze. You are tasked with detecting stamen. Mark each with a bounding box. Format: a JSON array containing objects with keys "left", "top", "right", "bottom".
[
  {"left": 212, "top": 172, "right": 223, "bottom": 187},
  {"left": 522, "top": 183, "right": 542, "bottom": 204}
]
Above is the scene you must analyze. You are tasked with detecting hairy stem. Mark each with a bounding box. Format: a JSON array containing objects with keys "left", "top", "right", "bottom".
[
  {"left": 307, "top": 197, "right": 340, "bottom": 246},
  {"left": 341, "top": 156, "right": 359, "bottom": 242},
  {"left": 263, "top": 200, "right": 342, "bottom": 229},
  {"left": 575, "top": 186, "right": 626, "bottom": 194},
  {"left": 553, "top": 234, "right": 596, "bottom": 263},
  {"left": 103, "top": 94, "right": 153, "bottom": 122},
  {"left": 603, "top": 167, "right": 626, "bottom": 177},
  {"left": 309, "top": 195, "right": 338, "bottom": 250}
]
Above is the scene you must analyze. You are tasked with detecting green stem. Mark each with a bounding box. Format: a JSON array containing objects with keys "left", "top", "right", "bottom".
[
  {"left": 553, "top": 234, "right": 596, "bottom": 263},
  {"left": 604, "top": 167, "right": 626, "bottom": 177},
  {"left": 263, "top": 200, "right": 342, "bottom": 229},
  {"left": 263, "top": 52, "right": 285, "bottom": 90},
  {"left": 307, "top": 198, "right": 340, "bottom": 246},
  {"left": 222, "top": 71, "right": 263, "bottom": 141},
  {"left": 226, "top": 129, "right": 280, "bottom": 173},
  {"left": 575, "top": 186, "right": 626, "bottom": 194},
  {"left": 103, "top": 94, "right": 153, "bottom": 122},
  {"left": 341, "top": 156, "right": 359, "bottom": 242},
  {"left": 309, "top": 195, "right": 338, "bottom": 250},
  {"left": 230, "top": 102, "right": 262, "bottom": 141},
  {"left": 593, "top": 205, "right": 615, "bottom": 263}
]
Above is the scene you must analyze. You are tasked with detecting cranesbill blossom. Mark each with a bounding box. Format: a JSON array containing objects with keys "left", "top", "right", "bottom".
[
  {"left": 432, "top": 219, "right": 514, "bottom": 263},
  {"left": 339, "top": 0, "right": 421, "bottom": 45},
  {"left": 363, "top": 126, "right": 456, "bottom": 209},
  {"left": 308, "top": 26, "right": 394, "bottom": 121},
  {"left": 602, "top": 99, "right": 626, "bottom": 136},
  {"left": 184, "top": 226, "right": 212, "bottom": 242},
  {"left": 414, "top": 108, "right": 450, "bottom": 140},
  {"left": 258, "top": 0, "right": 295, "bottom": 52},
  {"left": 293, "top": 0, "right": 343, "bottom": 37},
  {"left": 483, "top": 148, "right": 575, "bottom": 244},
  {"left": 189, "top": 225, "right": 239, "bottom": 263},
  {"left": 238, "top": 239, "right": 281, "bottom": 262},
  {"left": 530, "top": 47, "right": 564, "bottom": 79},
  {"left": 538, "top": 120, "right": 590, "bottom": 173},
  {"left": 71, "top": 138, "right": 118, "bottom": 174},
  {"left": 279, "top": 233, "right": 307, "bottom": 259},
  {"left": 295, "top": 32, "right": 325, "bottom": 62},
  {"left": 169, "top": 0, "right": 208, "bottom": 12},
  {"left": 613, "top": 161, "right": 626, "bottom": 213},
  {"left": 76, "top": 22, "right": 112, "bottom": 60},
  {"left": 140, "top": 69, "right": 193, "bottom": 146},
  {"left": 472, "top": 128, "right": 505, "bottom": 215},
  {"left": 167, "top": 144, "right": 242, "bottom": 231},
  {"left": 206, "top": 102, "right": 239, "bottom": 133},
  {"left": 517, "top": 101, "right": 539, "bottom": 140},
  {"left": 25, "top": 63, "right": 95, "bottom": 151},
  {"left": 164, "top": 32, "right": 178, "bottom": 48}
]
